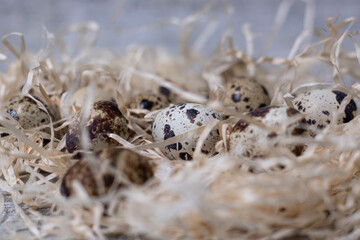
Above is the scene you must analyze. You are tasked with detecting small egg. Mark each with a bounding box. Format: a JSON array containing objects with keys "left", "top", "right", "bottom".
[
  {"left": 66, "top": 100, "right": 130, "bottom": 153},
  {"left": 126, "top": 93, "right": 170, "bottom": 113},
  {"left": 152, "top": 103, "right": 222, "bottom": 160},
  {"left": 60, "top": 148, "right": 153, "bottom": 197},
  {"left": 68, "top": 87, "right": 114, "bottom": 108},
  {"left": 2, "top": 95, "right": 60, "bottom": 132},
  {"left": 292, "top": 88, "right": 357, "bottom": 134},
  {"left": 224, "top": 77, "right": 271, "bottom": 112},
  {"left": 221, "top": 61, "right": 248, "bottom": 80},
  {"left": 229, "top": 106, "right": 308, "bottom": 158}
]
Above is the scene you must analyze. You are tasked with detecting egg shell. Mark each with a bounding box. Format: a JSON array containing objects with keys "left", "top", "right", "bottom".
[
  {"left": 60, "top": 148, "right": 153, "bottom": 197},
  {"left": 224, "top": 77, "right": 271, "bottom": 113},
  {"left": 126, "top": 93, "right": 170, "bottom": 113},
  {"left": 152, "top": 103, "right": 222, "bottom": 160},
  {"left": 66, "top": 100, "right": 130, "bottom": 153},
  {"left": 229, "top": 106, "right": 308, "bottom": 158},
  {"left": 3, "top": 95, "right": 61, "bottom": 134},
  {"left": 292, "top": 88, "right": 357, "bottom": 134}
]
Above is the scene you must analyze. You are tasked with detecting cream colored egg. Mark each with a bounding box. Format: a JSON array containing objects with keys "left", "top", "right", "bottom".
[
  {"left": 152, "top": 103, "right": 222, "bottom": 160},
  {"left": 224, "top": 77, "right": 271, "bottom": 113},
  {"left": 229, "top": 106, "right": 308, "bottom": 158},
  {"left": 292, "top": 88, "right": 357, "bottom": 135}
]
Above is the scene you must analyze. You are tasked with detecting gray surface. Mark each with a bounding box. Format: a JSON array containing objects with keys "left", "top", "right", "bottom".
[
  {"left": 0, "top": 0, "right": 359, "bottom": 58},
  {"left": 0, "top": 194, "right": 32, "bottom": 238},
  {"left": 0, "top": 0, "right": 360, "bottom": 238}
]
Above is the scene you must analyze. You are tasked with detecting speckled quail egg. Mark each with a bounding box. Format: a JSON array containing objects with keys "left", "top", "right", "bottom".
[
  {"left": 224, "top": 77, "right": 271, "bottom": 113},
  {"left": 292, "top": 88, "right": 357, "bottom": 134},
  {"left": 229, "top": 106, "right": 308, "bottom": 158},
  {"left": 152, "top": 103, "right": 222, "bottom": 160},
  {"left": 126, "top": 92, "right": 170, "bottom": 114},
  {"left": 60, "top": 148, "right": 154, "bottom": 197},
  {"left": 2, "top": 95, "right": 61, "bottom": 133},
  {"left": 66, "top": 100, "right": 130, "bottom": 153}
]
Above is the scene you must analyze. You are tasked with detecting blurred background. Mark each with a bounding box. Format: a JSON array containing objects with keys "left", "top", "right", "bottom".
[{"left": 0, "top": 0, "right": 359, "bottom": 59}]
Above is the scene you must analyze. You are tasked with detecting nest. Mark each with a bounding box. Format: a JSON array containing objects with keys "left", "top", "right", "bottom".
[{"left": 1, "top": 1, "right": 360, "bottom": 239}]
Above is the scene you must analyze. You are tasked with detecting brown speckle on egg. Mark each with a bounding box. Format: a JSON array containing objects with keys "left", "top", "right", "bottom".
[
  {"left": 179, "top": 152, "right": 192, "bottom": 161},
  {"left": 248, "top": 106, "right": 276, "bottom": 118},
  {"left": 233, "top": 120, "right": 249, "bottom": 132},
  {"left": 159, "top": 86, "right": 171, "bottom": 98},
  {"left": 186, "top": 109, "right": 200, "bottom": 123},
  {"left": 332, "top": 90, "right": 357, "bottom": 123},
  {"left": 286, "top": 108, "right": 299, "bottom": 117}
]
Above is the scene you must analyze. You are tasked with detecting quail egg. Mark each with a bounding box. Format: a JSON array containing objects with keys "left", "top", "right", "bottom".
[
  {"left": 152, "top": 103, "right": 222, "bottom": 160},
  {"left": 229, "top": 106, "right": 308, "bottom": 158},
  {"left": 221, "top": 61, "right": 248, "bottom": 81},
  {"left": 68, "top": 87, "right": 114, "bottom": 109},
  {"left": 66, "top": 100, "right": 130, "bottom": 153},
  {"left": 60, "top": 148, "right": 154, "bottom": 197},
  {"left": 2, "top": 95, "right": 61, "bottom": 134},
  {"left": 292, "top": 88, "right": 357, "bottom": 134},
  {"left": 224, "top": 77, "right": 271, "bottom": 113},
  {"left": 126, "top": 92, "right": 170, "bottom": 114}
]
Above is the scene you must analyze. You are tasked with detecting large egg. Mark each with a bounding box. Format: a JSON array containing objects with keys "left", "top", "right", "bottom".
[
  {"left": 224, "top": 77, "right": 271, "bottom": 113},
  {"left": 66, "top": 100, "right": 130, "bottom": 153},
  {"left": 292, "top": 88, "right": 357, "bottom": 134},
  {"left": 229, "top": 106, "right": 309, "bottom": 158},
  {"left": 152, "top": 103, "right": 222, "bottom": 160},
  {"left": 60, "top": 148, "right": 153, "bottom": 197}
]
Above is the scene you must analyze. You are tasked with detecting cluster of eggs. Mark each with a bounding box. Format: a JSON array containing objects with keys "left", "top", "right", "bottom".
[
  {"left": 1, "top": 62, "right": 357, "bottom": 198},
  {"left": 226, "top": 86, "right": 357, "bottom": 158}
]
